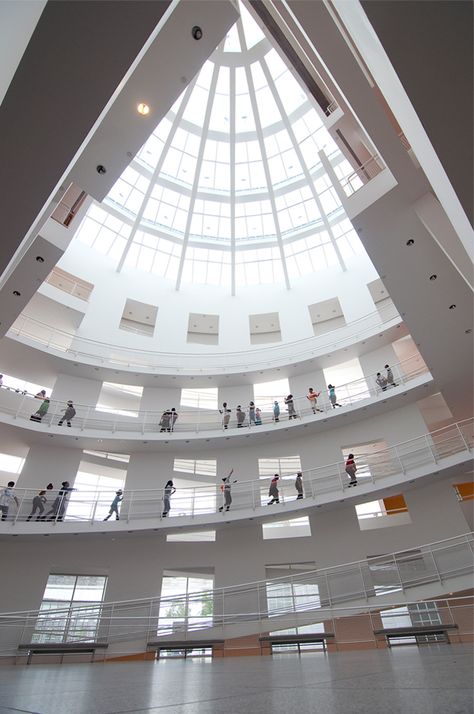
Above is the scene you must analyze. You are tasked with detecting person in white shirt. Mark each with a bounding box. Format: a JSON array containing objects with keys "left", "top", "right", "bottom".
[{"left": 0, "top": 481, "right": 19, "bottom": 521}]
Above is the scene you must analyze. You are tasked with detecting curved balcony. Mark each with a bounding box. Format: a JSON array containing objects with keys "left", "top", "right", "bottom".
[
  {"left": 7, "top": 302, "right": 402, "bottom": 375},
  {"left": 2, "top": 419, "right": 472, "bottom": 533},
  {"left": 3, "top": 534, "right": 473, "bottom": 659},
  {"left": 0, "top": 355, "right": 430, "bottom": 440}
]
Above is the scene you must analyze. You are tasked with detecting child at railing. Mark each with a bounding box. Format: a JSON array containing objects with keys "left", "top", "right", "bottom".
[
  {"left": 345, "top": 454, "right": 358, "bottom": 487},
  {"left": 103, "top": 490, "right": 123, "bottom": 521},
  {"left": 27, "top": 491, "right": 47, "bottom": 521},
  {"left": 385, "top": 365, "right": 398, "bottom": 387}
]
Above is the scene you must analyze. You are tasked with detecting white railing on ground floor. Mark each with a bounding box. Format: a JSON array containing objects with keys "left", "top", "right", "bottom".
[
  {"left": 0, "top": 353, "right": 429, "bottom": 436},
  {"left": 0, "top": 418, "right": 471, "bottom": 527},
  {"left": 0, "top": 534, "right": 471, "bottom": 654}
]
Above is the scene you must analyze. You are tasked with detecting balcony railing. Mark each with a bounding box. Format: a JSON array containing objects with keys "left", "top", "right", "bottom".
[
  {"left": 339, "top": 154, "right": 386, "bottom": 196},
  {"left": 7, "top": 301, "right": 402, "bottom": 373},
  {"left": 1, "top": 418, "right": 471, "bottom": 527},
  {"left": 2, "top": 534, "right": 472, "bottom": 656},
  {"left": 0, "top": 354, "right": 429, "bottom": 436}
]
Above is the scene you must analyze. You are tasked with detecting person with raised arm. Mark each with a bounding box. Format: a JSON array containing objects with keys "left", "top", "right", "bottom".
[{"left": 219, "top": 469, "right": 236, "bottom": 512}]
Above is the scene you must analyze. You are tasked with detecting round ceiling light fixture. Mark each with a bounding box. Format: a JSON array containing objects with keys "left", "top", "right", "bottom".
[
  {"left": 137, "top": 102, "right": 150, "bottom": 116},
  {"left": 406, "top": 238, "right": 414, "bottom": 246},
  {"left": 192, "top": 25, "right": 203, "bottom": 40},
  {"left": 449, "top": 304, "right": 456, "bottom": 310},
  {"left": 429, "top": 274, "right": 437, "bottom": 281}
]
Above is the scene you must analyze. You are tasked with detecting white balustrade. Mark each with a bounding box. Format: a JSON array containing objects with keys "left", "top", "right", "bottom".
[
  {"left": 0, "top": 417, "right": 471, "bottom": 528},
  {"left": 7, "top": 303, "right": 401, "bottom": 373},
  {"left": 0, "top": 354, "right": 430, "bottom": 436}
]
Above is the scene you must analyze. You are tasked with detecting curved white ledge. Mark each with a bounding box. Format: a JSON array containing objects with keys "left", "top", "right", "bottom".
[
  {"left": 1, "top": 419, "right": 471, "bottom": 534},
  {"left": 8, "top": 304, "right": 403, "bottom": 375},
  {"left": 0, "top": 356, "right": 431, "bottom": 443}
]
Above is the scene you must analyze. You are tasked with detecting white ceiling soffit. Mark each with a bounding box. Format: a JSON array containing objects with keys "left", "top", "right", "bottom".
[
  {"left": 70, "top": 0, "right": 240, "bottom": 202},
  {"left": 249, "top": 312, "right": 281, "bottom": 334},
  {"left": 122, "top": 299, "right": 158, "bottom": 326},
  {"left": 308, "top": 297, "right": 344, "bottom": 323},
  {"left": 188, "top": 314, "right": 220, "bottom": 335},
  {"left": 367, "top": 278, "right": 389, "bottom": 305}
]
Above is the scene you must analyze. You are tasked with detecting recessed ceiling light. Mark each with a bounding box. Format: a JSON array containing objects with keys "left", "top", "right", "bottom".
[
  {"left": 429, "top": 274, "right": 437, "bottom": 281},
  {"left": 449, "top": 304, "right": 456, "bottom": 310},
  {"left": 137, "top": 102, "right": 150, "bottom": 116},
  {"left": 406, "top": 238, "right": 414, "bottom": 245},
  {"left": 465, "top": 329, "right": 472, "bottom": 334},
  {"left": 12, "top": 290, "right": 21, "bottom": 296}
]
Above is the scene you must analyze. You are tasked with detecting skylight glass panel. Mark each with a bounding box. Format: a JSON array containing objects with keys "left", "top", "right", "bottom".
[
  {"left": 241, "top": 4, "right": 265, "bottom": 48},
  {"left": 136, "top": 132, "right": 164, "bottom": 170},
  {"left": 223, "top": 22, "right": 241, "bottom": 52},
  {"left": 182, "top": 84, "right": 210, "bottom": 126},
  {"left": 107, "top": 167, "right": 150, "bottom": 215},
  {"left": 273, "top": 68, "right": 307, "bottom": 114},
  {"left": 74, "top": 205, "right": 131, "bottom": 263},
  {"left": 181, "top": 247, "right": 231, "bottom": 286},
  {"left": 208, "top": 90, "right": 229, "bottom": 133},
  {"left": 254, "top": 83, "right": 281, "bottom": 128},
  {"left": 123, "top": 232, "right": 181, "bottom": 280},
  {"left": 235, "top": 247, "right": 283, "bottom": 285}
]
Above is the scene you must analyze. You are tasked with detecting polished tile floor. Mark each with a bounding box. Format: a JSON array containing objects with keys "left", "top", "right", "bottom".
[{"left": 0, "top": 645, "right": 472, "bottom": 714}]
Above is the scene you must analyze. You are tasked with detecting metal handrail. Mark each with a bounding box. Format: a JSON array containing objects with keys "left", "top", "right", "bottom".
[
  {"left": 7, "top": 302, "right": 401, "bottom": 373},
  {"left": 1, "top": 417, "right": 471, "bottom": 527},
  {"left": 0, "top": 353, "right": 429, "bottom": 436},
  {"left": 1, "top": 535, "right": 471, "bottom": 653}
]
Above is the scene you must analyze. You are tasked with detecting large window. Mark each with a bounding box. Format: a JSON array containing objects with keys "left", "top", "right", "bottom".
[
  {"left": 266, "top": 564, "right": 320, "bottom": 625},
  {"left": 65, "top": 460, "right": 126, "bottom": 521},
  {"left": 173, "top": 459, "right": 217, "bottom": 477},
  {"left": 180, "top": 388, "right": 218, "bottom": 410},
  {"left": 253, "top": 378, "right": 290, "bottom": 409},
  {"left": 96, "top": 382, "right": 143, "bottom": 418},
  {"left": 158, "top": 572, "right": 214, "bottom": 636},
  {"left": 323, "top": 357, "right": 370, "bottom": 405},
  {"left": 32, "top": 574, "right": 107, "bottom": 643},
  {"left": 258, "top": 456, "right": 301, "bottom": 479}
]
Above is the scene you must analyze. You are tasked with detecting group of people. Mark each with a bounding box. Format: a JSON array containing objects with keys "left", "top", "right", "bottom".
[
  {"left": 375, "top": 365, "right": 398, "bottom": 392},
  {"left": 0, "top": 481, "right": 75, "bottom": 522},
  {"left": 29, "top": 393, "right": 76, "bottom": 427},
  {"left": 159, "top": 408, "right": 178, "bottom": 432},
  {"left": 1, "top": 454, "right": 360, "bottom": 524},
  {"left": 219, "top": 384, "right": 344, "bottom": 430}
]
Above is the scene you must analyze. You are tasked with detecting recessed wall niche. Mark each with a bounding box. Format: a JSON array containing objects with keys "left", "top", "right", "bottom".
[
  {"left": 119, "top": 298, "right": 157, "bottom": 337},
  {"left": 367, "top": 278, "right": 394, "bottom": 316},
  {"left": 308, "top": 297, "right": 346, "bottom": 336},
  {"left": 249, "top": 312, "right": 281, "bottom": 344},
  {"left": 187, "top": 313, "right": 219, "bottom": 345}
]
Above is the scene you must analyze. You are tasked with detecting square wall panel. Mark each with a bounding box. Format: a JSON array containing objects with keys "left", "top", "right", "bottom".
[
  {"left": 187, "top": 313, "right": 219, "bottom": 345},
  {"left": 249, "top": 312, "right": 281, "bottom": 344}
]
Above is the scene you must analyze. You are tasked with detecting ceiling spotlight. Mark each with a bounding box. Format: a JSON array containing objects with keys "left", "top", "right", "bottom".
[
  {"left": 137, "top": 102, "right": 150, "bottom": 116},
  {"left": 12, "top": 290, "right": 21, "bottom": 296},
  {"left": 465, "top": 329, "right": 472, "bottom": 334},
  {"left": 429, "top": 274, "right": 437, "bottom": 281},
  {"left": 406, "top": 238, "right": 414, "bottom": 246},
  {"left": 96, "top": 165, "right": 106, "bottom": 175},
  {"left": 192, "top": 25, "right": 203, "bottom": 40},
  {"left": 449, "top": 304, "right": 456, "bottom": 310},
  {"left": 35, "top": 256, "right": 45, "bottom": 263}
]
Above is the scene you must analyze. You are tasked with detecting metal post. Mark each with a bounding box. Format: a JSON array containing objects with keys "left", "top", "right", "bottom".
[
  {"left": 393, "top": 444, "right": 406, "bottom": 474},
  {"left": 81, "top": 405, "right": 90, "bottom": 431},
  {"left": 455, "top": 422, "right": 470, "bottom": 452},
  {"left": 127, "top": 491, "right": 134, "bottom": 523}
]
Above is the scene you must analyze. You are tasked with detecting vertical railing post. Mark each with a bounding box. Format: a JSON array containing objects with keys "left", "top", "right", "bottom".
[
  {"left": 14, "top": 392, "right": 28, "bottom": 420},
  {"left": 81, "top": 405, "right": 90, "bottom": 431},
  {"left": 336, "top": 461, "right": 345, "bottom": 491},
  {"left": 455, "top": 422, "right": 470, "bottom": 452},
  {"left": 13, "top": 489, "right": 28, "bottom": 524},
  {"left": 127, "top": 491, "right": 134, "bottom": 523},
  {"left": 393, "top": 444, "right": 405, "bottom": 474}
]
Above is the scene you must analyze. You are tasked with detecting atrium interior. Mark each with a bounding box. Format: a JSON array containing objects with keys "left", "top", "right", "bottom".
[{"left": 0, "top": 1, "right": 472, "bottom": 713}]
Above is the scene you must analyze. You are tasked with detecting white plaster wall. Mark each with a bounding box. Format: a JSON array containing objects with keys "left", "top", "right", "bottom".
[
  {"left": 0, "top": 477, "right": 469, "bottom": 620},
  {"left": 56, "top": 241, "right": 379, "bottom": 354},
  {"left": 50, "top": 373, "right": 102, "bottom": 405},
  {"left": 16, "top": 444, "right": 81, "bottom": 490}
]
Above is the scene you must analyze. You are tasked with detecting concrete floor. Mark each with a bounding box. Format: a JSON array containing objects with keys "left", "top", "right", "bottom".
[{"left": 0, "top": 645, "right": 472, "bottom": 714}]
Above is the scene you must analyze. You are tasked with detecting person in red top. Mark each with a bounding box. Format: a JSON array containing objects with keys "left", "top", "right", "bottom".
[
  {"left": 306, "top": 387, "right": 322, "bottom": 414},
  {"left": 268, "top": 474, "right": 280, "bottom": 504},
  {"left": 345, "top": 454, "right": 357, "bottom": 487}
]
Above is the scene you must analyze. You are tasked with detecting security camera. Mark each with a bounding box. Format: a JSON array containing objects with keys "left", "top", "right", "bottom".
[
  {"left": 192, "top": 25, "right": 203, "bottom": 40},
  {"left": 96, "top": 165, "right": 107, "bottom": 175}
]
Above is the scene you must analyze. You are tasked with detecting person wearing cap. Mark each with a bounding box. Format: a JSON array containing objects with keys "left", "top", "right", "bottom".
[
  {"left": 295, "top": 472, "right": 304, "bottom": 500},
  {"left": 268, "top": 474, "right": 280, "bottom": 504},
  {"left": 218, "top": 469, "right": 235, "bottom": 512},
  {"left": 58, "top": 400, "right": 76, "bottom": 427},
  {"left": 375, "top": 373, "right": 388, "bottom": 392},
  {"left": 104, "top": 490, "right": 123, "bottom": 521},
  {"left": 162, "top": 481, "right": 176, "bottom": 517},
  {"left": 385, "top": 364, "right": 398, "bottom": 387},
  {"left": 273, "top": 401, "right": 280, "bottom": 422},
  {"left": 236, "top": 406, "right": 245, "bottom": 428}
]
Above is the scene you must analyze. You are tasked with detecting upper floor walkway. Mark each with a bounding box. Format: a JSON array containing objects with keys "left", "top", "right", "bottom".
[
  {"left": 1, "top": 418, "right": 471, "bottom": 534},
  {"left": 0, "top": 354, "right": 430, "bottom": 440},
  {"left": 7, "top": 302, "right": 402, "bottom": 376}
]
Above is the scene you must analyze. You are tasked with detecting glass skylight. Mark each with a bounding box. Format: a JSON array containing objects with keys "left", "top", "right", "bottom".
[{"left": 73, "top": 1, "right": 369, "bottom": 293}]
